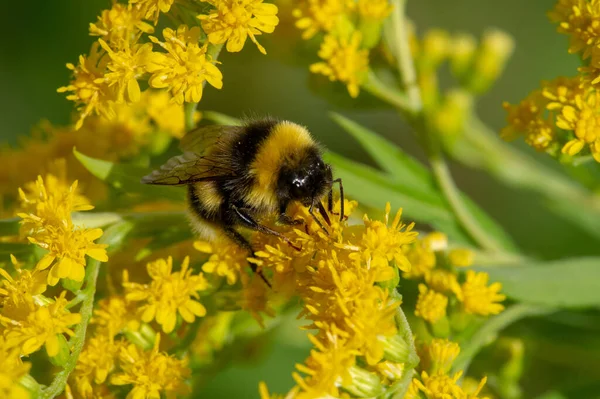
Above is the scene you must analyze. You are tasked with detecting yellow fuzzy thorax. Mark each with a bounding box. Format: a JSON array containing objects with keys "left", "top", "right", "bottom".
[{"left": 246, "top": 121, "right": 316, "bottom": 210}]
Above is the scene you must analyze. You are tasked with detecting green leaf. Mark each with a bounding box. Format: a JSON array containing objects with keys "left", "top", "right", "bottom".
[
  {"left": 330, "top": 114, "right": 516, "bottom": 250},
  {"left": 478, "top": 257, "right": 600, "bottom": 308},
  {"left": 74, "top": 149, "right": 184, "bottom": 203},
  {"left": 324, "top": 152, "right": 473, "bottom": 245},
  {"left": 330, "top": 112, "right": 434, "bottom": 192}
]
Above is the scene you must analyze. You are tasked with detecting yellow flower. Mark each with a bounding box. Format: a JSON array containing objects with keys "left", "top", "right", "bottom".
[
  {"left": 4, "top": 291, "right": 81, "bottom": 357},
  {"left": 198, "top": 0, "right": 279, "bottom": 54},
  {"left": 448, "top": 249, "right": 474, "bottom": 267},
  {"left": 250, "top": 243, "right": 297, "bottom": 294},
  {"left": 110, "top": 334, "right": 190, "bottom": 399},
  {"left": 414, "top": 370, "right": 466, "bottom": 399},
  {"left": 73, "top": 334, "right": 123, "bottom": 398},
  {"left": 541, "top": 75, "right": 584, "bottom": 109},
  {"left": 343, "top": 288, "right": 399, "bottom": 365},
  {"left": 239, "top": 273, "right": 276, "bottom": 327},
  {"left": 293, "top": 0, "right": 348, "bottom": 40},
  {"left": 414, "top": 284, "right": 448, "bottom": 324},
  {"left": 460, "top": 271, "right": 505, "bottom": 316},
  {"left": 375, "top": 361, "right": 405, "bottom": 382},
  {"left": 97, "top": 39, "right": 153, "bottom": 103},
  {"left": 30, "top": 224, "right": 108, "bottom": 286},
  {"left": 301, "top": 252, "right": 377, "bottom": 327},
  {"left": 0, "top": 255, "right": 48, "bottom": 308},
  {"left": 425, "top": 269, "right": 462, "bottom": 300},
  {"left": 425, "top": 339, "right": 460, "bottom": 375},
  {"left": 123, "top": 256, "right": 209, "bottom": 333},
  {"left": 403, "top": 242, "right": 436, "bottom": 279},
  {"left": 89, "top": 3, "right": 154, "bottom": 46},
  {"left": 147, "top": 26, "right": 223, "bottom": 104},
  {"left": 549, "top": 0, "right": 600, "bottom": 61},
  {"left": 17, "top": 176, "right": 107, "bottom": 286},
  {"left": 129, "top": 0, "right": 174, "bottom": 23},
  {"left": 143, "top": 90, "right": 191, "bottom": 138},
  {"left": 0, "top": 337, "right": 31, "bottom": 399},
  {"left": 293, "top": 329, "right": 357, "bottom": 398},
  {"left": 557, "top": 91, "right": 600, "bottom": 162},
  {"left": 310, "top": 31, "right": 370, "bottom": 98},
  {"left": 58, "top": 43, "right": 114, "bottom": 130},
  {"left": 354, "top": 202, "right": 417, "bottom": 273},
  {"left": 194, "top": 239, "right": 248, "bottom": 284},
  {"left": 403, "top": 378, "right": 422, "bottom": 399},
  {"left": 17, "top": 170, "right": 92, "bottom": 217},
  {"left": 357, "top": 0, "right": 393, "bottom": 21},
  {"left": 91, "top": 296, "right": 140, "bottom": 337}
]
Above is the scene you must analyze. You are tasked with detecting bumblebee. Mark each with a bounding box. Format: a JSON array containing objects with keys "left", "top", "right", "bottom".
[{"left": 142, "top": 118, "right": 343, "bottom": 255}]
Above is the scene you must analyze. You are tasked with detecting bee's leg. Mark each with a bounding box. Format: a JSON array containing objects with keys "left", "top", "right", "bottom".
[
  {"left": 317, "top": 201, "right": 331, "bottom": 226},
  {"left": 222, "top": 226, "right": 271, "bottom": 288},
  {"left": 278, "top": 214, "right": 304, "bottom": 226},
  {"left": 231, "top": 205, "right": 302, "bottom": 251},
  {"left": 277, "top": 203, "right": 303, "bottom": 226},
  {"left": 331, "top": 178, "right": 344, "bottom": 221},
  {"left": 308, "top": 202, "right": 329, "bottom": 235}
]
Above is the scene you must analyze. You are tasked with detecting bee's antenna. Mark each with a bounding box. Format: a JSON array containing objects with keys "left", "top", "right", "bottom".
[{"left": 332, "top": 178, "right": 344, "bottom": 222}]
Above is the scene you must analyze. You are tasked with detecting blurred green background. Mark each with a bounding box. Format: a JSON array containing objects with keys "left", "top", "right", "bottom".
[{"left": 1, "top": 1, "right": 597, "bottom": 398}]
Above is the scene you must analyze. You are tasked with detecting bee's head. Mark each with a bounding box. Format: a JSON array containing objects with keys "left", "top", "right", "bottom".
[{"left": 277, "top": 149, "right": 332, "bottom": 206}]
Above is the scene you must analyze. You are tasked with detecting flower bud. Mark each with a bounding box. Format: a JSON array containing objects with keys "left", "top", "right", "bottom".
[
  {"left": 344, "top": 365, "right": 384, "bottom": 397},
  {"left": 62, "top": 278, "right": 83, "bottom": 293},
  {"left": 382, "top": 334, "right": 411, "bottom": 363},
  {"left": 48, "top": 334, "right": 70, "bottom": 367},
  {"left": 451, "top": 33, "right": 477, "bottom": 80},
  {"left": 469, "top": 29, "right": 515, "bottom": 93},
  {"left": 432, "top": 89, "right": 474, "bottom": 144}
]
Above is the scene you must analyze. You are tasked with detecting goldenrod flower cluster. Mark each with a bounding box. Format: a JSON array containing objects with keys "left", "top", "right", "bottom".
[
  {"left": 404, "top": 232, "right": 505, "bottom": 329},
  {"left": 502, "top": 0, "right": 600, "bottom": 163},
  {"left": 0, "top": 91, "right": 191, "bottom": 208},
  {"left": 59, "top": 0, "right": 279, "bottom": 129},
  {"left": 291, "top": 0, "right": 392, "bottom": 97},
  {"left": 406, "top": 339, "right": 490, "bottom": 399},
  {"left": 0, "top": 175, "right": 103, "bottom": 396},
  {"left": 409, "top": 27, "right": 513, "bottom": 140}
]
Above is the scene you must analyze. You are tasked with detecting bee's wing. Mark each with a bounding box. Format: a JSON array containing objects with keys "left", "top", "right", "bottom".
[
  {"left": 141, "top": 151, "right": 237, "bottom": 186},
  {"left": 179, "top": 125, "right": 242, "bottom": 155}
]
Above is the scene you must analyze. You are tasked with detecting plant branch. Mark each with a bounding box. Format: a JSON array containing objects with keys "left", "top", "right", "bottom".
[
  {"left": 390, "top": 0, "right": 422, "bottom": 112},
  {"left": 42, "top": 257, "right": 103, "bottom": 398},
  {"left": 388, "top": 0, "right": 504, "bottom": 252},
  {"left": 42, "top": 222, "right": 131, "bottom": 399},
  {"left": 461, "top": 117, "right": 600, "bottom": 214},
  {"left": 429, "top": 152, "right": 504, "bottom": 252}
]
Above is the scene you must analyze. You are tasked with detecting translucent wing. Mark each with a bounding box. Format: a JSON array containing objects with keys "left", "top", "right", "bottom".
[
  {"left": 141, "top": 151, "right": 236, "bottom": 186},
  {"left": 179, "top": 125, "right": 242, "bottom": 154}
]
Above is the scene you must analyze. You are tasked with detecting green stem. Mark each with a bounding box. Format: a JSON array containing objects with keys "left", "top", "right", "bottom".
[
  {"left": 429, "top": 153, "right": 503, "bottom": 252},
  {"left": 395, "top": 305, "right": 419, "bottom": 368},
  {"left": 452, "top": 304, "right": 555, "bottom": 375},
  {"left": 42, "top": 262, "right": 102, "bottom": 398},
  {"left": 363, "top": 71, "right": 413, "bottom": 112},
  {"left": 388, "top": 0, "right": 503, "bottom": 252},
  {"left": 390, "top": 0, "right": 422, "bottom": 112},
  {"left": 42, "top": 222, "right": 131, "bottom": 399},
  {"left": 461, "top": 117, "right": 600, "bottom": 214}
]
